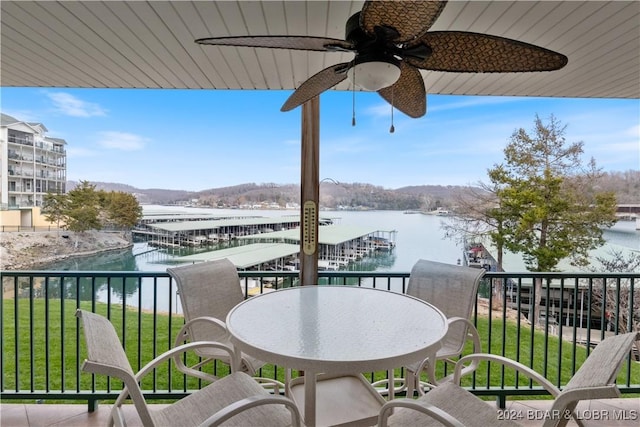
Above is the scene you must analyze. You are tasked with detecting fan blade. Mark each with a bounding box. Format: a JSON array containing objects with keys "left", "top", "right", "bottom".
[
  {"left": 196, "top": 36, "right": 353, "bottom": 52},
  {"left": 407, "top": 32, "right": 568, "bottom": 72},
  {"left": 377, "top": 62, "right": 426, "bottom": 118},
  {"left": 361, "top": 0, "right": 447, "bottom": 43},
  {"left": 281, "top": 63, "right": 351, "bottom": 112}
]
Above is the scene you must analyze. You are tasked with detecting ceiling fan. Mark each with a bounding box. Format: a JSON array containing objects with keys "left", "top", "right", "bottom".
[{"left": 196, "top": 0, "right": 567, "bottom": 119}]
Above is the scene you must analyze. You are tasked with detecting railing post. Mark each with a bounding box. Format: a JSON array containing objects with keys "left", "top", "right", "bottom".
[
  {"left": 88, "top": 398, "right": 99, "bottom": 412},
  {"left": 496, "top": 394, "right": 506, "bottom": 409},
  {"left": 1, "top": 270, "right": 639, "bottom": 403}
]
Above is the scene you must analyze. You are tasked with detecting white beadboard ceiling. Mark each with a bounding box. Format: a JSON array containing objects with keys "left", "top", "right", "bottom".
[{"left": 1, "top": 1, "right": 638, "bottom": 100}]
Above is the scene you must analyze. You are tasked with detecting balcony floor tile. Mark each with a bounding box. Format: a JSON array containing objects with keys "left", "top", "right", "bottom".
[{"left": 2, "top": 399, "right": 638, "bottom": 426}]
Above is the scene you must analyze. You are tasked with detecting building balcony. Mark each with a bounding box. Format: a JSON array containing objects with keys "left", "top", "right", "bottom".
[
  {"left": 1, "top": 269, "right": 639, "bottom": 424},
  {"left": 7, "top": 137, "right": 34, "bottom": 147}
]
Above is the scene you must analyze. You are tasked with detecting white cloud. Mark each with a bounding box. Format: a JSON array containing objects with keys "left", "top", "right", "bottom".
[
  {"left": 3, "top": 109, "right": 39, "bottom": 122},
  {"left": 363, "top": 95, "right": 524, "bottom": 118},
  {"left": 625, "top": 124, "right": 640, "bottom": 138},
  {"left": 47, "top": 92, "right": 107, "bottom": 117},
  {"left": 427, "top": 96, "right": 524, "bottom": 113},
  {"left": 98, "top": 131, "right": 148, "bottom": 151},
  {"left": 364, "top": 101, "right": 393, "bottom": 118}
]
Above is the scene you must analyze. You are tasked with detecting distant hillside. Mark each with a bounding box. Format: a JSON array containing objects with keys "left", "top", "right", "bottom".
[
  {"left": 66, "top": 181, "right": 194, "bottom": 205},
  {"left": 196, "top": 183, "right": 299, "bottom": 207},
  {"left": 594, "top": 170, "right": 640, "bottom": 204},
  {"left": 66, "top": 180, "right": 466, "bottom": 210},
  {"left": 67, "top": 170, "right": 638, "bottom": 209},
  {"left": 187, "top": 182, "right": 470, "bottom": 210}
]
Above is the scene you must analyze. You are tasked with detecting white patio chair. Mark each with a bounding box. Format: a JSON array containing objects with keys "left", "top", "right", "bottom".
[
  {"left": 167, "top": 259, "right": 278, "bottom": 387},
  {"left": 399, "top": 259, "right": 486, "bottom": 396},
  {"left": 378, "top": 331, "right": 640, "bottom": 427},
  {"left": 76, "top": 309, "right": 301, "bottom": 427}
]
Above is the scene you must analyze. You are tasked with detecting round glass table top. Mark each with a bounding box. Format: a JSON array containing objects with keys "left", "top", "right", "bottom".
[{"left": 226, "top": 286, "right": 447, "bottom": 373}]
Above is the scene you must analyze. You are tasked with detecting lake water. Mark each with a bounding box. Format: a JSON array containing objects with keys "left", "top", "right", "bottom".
[
  {"left": 43, "top": 206, "right": 639, "bottom": 273},
  {"left": 37, "top": 206, "right": 638, "bottom": 313}
]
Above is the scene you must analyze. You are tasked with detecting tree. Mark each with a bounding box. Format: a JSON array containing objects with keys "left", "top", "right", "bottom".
[
  {"left": 442, "top": 182, "right": 511, "bottom": 307},
  {"left": 41, "top": 192, "right": 68, "bottom": 233},
  {"left": 589, "top": 249, "right": 640, "bottom": 333},
  {"left": 99, "top": 190, "right": 142, "bottom": 241},
  {"left": 488, "top": 114, "right": 617, "bottom": 324},
  {"left": 442, "top": 184, "right": 503, "bottom": 267},
  {"left": 65, "top": 181, "right": 102, "bottom": 241}
]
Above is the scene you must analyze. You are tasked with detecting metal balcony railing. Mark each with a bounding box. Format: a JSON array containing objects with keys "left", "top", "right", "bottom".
[{"left": 1, "top": 270, "right": 638, "bottom": 411}]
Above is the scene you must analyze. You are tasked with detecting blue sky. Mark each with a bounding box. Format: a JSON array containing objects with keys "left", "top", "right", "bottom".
[{"left": 2, "top": 87, "right": 638, "bottom": 191}]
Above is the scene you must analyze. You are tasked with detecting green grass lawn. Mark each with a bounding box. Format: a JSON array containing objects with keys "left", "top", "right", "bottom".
[
  {"left": 457, "top": 317, "right": 636, "bottom": 388},
  {"left": 2, "top": 298, "right": 639, "bottom": 399}
]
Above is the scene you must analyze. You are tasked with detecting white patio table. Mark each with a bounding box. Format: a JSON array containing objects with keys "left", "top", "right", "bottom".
[{"left": 226, "top": 286, "right": 448, "bottom": 427}]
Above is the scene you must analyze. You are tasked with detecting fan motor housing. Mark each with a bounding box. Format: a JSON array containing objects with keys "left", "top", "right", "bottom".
[
  {"left": 346, "top": 12, "right": 402, "bottom": 62},
  {"left": 345, "top": 12, "right": 364, "bottom": 42}
]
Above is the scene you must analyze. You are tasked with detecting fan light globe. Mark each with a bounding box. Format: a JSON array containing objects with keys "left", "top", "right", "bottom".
[{"left": 348, "top": 60, "right": 401, "bottom": 91}]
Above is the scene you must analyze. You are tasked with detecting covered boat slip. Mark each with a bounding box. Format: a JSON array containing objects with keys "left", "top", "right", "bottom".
[
  {"left": 171, "top": 225, "right": 396, "bottom": 272},
  {"left": 239, "top": 225, "right": 397, "bottom": 270},
  {"left": 174, "top": 243, "right": 301, "bottom": 294},
  {"left": 175, "top": 243, "right": 300, "bottom": 270},
  {"left": 136, "top": 216, "right": 311, "bottom": 247},
  {"left": 137, "top": 212, "right": 262, "bottom": 225}
]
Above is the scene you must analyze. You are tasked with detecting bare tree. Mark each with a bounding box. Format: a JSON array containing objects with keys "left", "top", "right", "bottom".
[
  {"left": 442, "top": 182, "right": 508, "bottom": 306},
  {"left": 589, "top": 249, "right": 640, "bottom": 333}
]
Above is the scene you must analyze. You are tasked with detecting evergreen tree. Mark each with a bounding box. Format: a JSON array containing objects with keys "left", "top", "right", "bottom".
[
  {"left": 41, "top": 192, "right": 68, "bottom": 233},
  {"left": 99, "top": 190, "right": 142, "bottom": 241},
  {"left": 489, "top": 114, "right": 617, "bottom": 324},
  {"left": 65, "top": 181, "right": 102, "bottom": 237},
  {"left": 40, "top": 182, "right": 143, "bottom": 246}
]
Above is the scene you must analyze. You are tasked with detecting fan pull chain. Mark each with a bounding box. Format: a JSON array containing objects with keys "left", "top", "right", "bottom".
[
  {"left": 389, "top": 86, "right": 395, "bottom": 133},
  {"left": 352, "top": 67, "right": 356, "bottom": 127}
]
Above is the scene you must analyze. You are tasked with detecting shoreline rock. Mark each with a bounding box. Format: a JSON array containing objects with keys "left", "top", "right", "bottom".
[{"left": 0, "top": 230, "right": 133, "bottom": 270}]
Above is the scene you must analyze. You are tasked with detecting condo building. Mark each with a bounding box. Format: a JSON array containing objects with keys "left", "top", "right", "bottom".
[{"left": 0, "top": 113, "right": 67, "bottom": 209}]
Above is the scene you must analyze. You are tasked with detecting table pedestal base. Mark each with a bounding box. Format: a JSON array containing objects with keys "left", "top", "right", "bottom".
[{"left": 287, "top": 373, "right": 386, "bottom": 427}]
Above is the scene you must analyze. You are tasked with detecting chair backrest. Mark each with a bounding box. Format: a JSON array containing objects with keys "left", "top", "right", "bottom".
[
  {"left": 167, "top": 259, "right": 243, "bottom": 342},
  {"left": 407, "top": 259, "right": 485, "bottom": 353},
  {"left": 545, "top": 332, "right": 639, "bottom": 427},
  {"left": 76, "top": 309, "right": 154, "bottom": 426},
  {"left": 565, "top": 332, "right": 639, "bottom": 390}
]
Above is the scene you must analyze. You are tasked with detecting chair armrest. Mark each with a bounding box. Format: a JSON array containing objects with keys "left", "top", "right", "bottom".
[
  {"left": 111, "top": 341, "right": 238, "bottom": 410},
  {"left": 174, "top": 316, "right": 229, "bottom": 346},
  {"left": 552, "top": 385, "right": 620, "bottom": 414},
  {"left": 413, "top": 317, "right": 482, "bottom": 390},
  {"left": 378, "top": 398, "right": 465, "bottom": 427},
  {"left": 137, "top": 341, "right": 239, "bottom": 380},
  {"left": 436, "top": 317, "right": 482, "bottom": 383},
  {"left": 252, "top": 377, "right": 285, "bottom": 395},
  {"left": 172, "top": 318, "right": 234, "bottom": 382},
  {"left": 447, "top": 317, "right": 482, "bottom": 353},
  {"left": 452, "top": 353, "right": 561, "bottom": 397},
  {"left": 199, "top": 394, "right": 302, "bottom": 427}
]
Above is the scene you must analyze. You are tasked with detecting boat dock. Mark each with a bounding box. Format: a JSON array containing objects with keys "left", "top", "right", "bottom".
[
  {"left": 175, "top": 242, "right": 300, "bottom": 270},
  {"left": 463, "top": 241, "right": 497, "bottom": 271},
  {"left": 135, "top": 212, "right": 396, "bottom": 275},
  {"left": 169, "top": 224, "right": 396, "bottom": 271},
  {"left": 133, "top": 215, "right": 329, "bottom": 247},
  {"left": 239, "top": 225, "right": 397, "bottom": 270}
]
